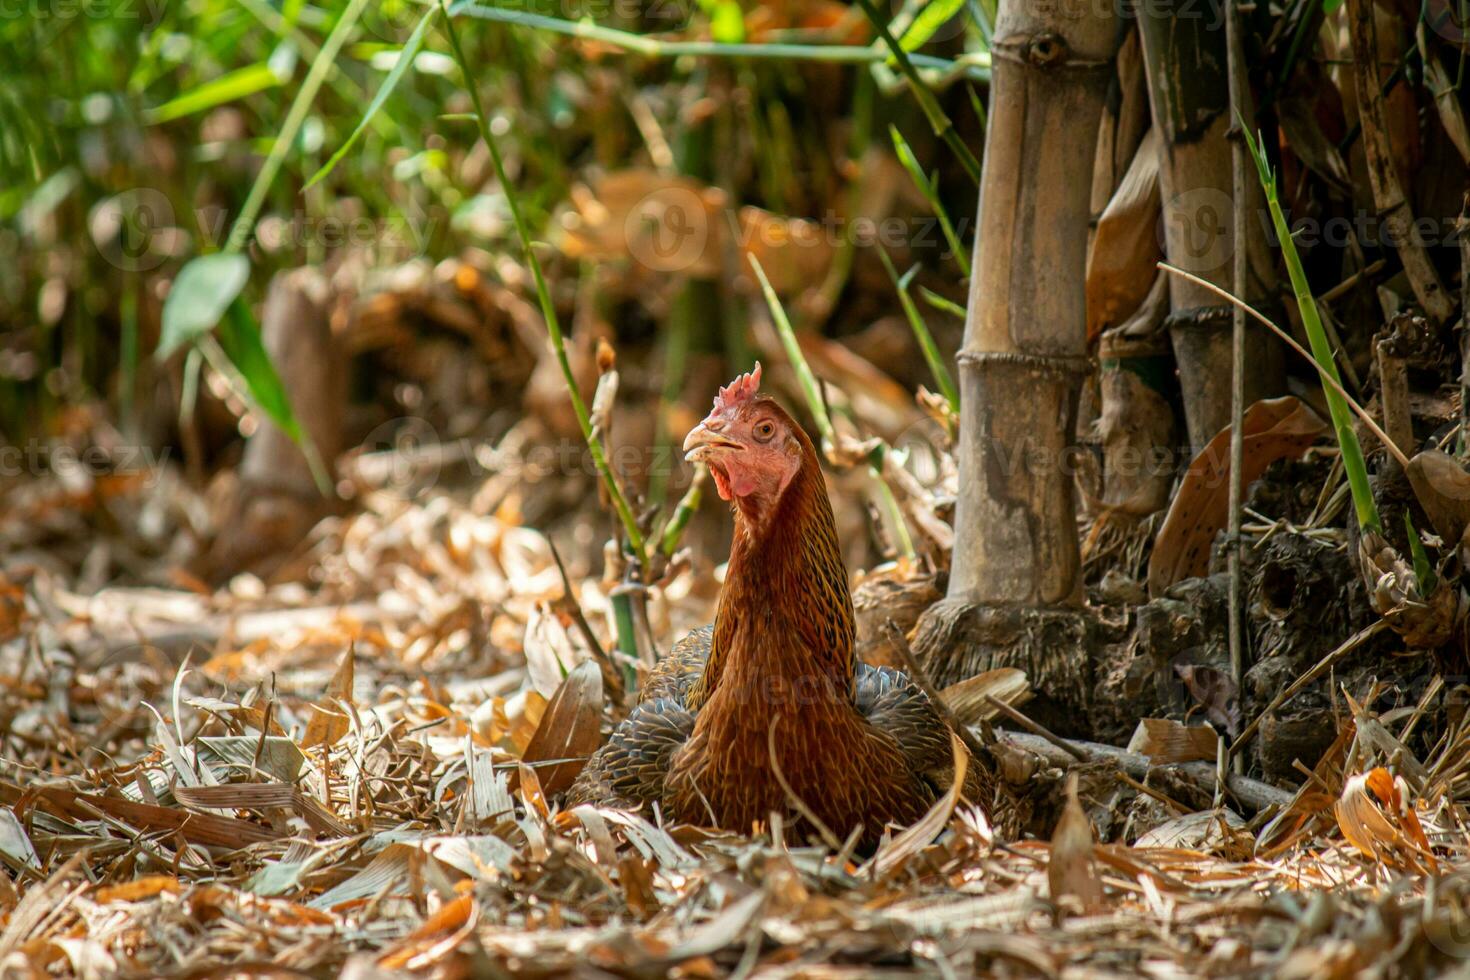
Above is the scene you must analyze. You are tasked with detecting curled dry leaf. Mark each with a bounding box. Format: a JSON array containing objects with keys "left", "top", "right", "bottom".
[
  {"left": 1149, "top": 397, "right": 1328, "bottom": 597},
  {"left": 939, "top": 668, "right": 1033, "bottom": 726},
  {"left": 1335, "top": 767, "right": 1438, "bottom": 874},
  {"left": 1173, "top": 664, "right": 1241, "bottom": 739},
  {"left": 517, "top": 660, "right": 605, "bottom": 796},
  {"left": 300, "top": 647, "right": 354, "bottom": 750},
  {"left": 1086, "top": 127, "right": 1162, "bottom": 342},
  {"left": 1048, "top": 772, "right": 1102, "bottom": 914},
  {"left": 1405, "top": 450, "right": 1470, "bottom": 543},
  {"left": 1126, "top": 717, "right": 1219, "bottom": 764},
  {"left": 1358, "top": 530, "right": 1460, "bottom": 648}
]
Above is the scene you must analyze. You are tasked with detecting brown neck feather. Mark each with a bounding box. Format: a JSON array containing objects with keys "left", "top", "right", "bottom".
[{"left": 689, "top": 439, "right": 855, "bottom": 708}]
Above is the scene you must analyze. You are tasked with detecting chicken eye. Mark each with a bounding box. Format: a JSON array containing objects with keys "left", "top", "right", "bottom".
[{"left": 753, "top": 420, "right": 776, "bottom": 443}]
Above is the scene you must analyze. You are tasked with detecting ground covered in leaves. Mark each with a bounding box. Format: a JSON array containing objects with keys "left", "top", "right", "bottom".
[{"left": 0, "top": 467, "right": 1468, "bottom": 979}]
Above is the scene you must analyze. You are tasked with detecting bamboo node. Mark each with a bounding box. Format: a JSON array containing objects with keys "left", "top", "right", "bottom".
[
  {"left": 991, "top": 32, "right": 1110, "bottom": 71},
  {"left": 956, "top": 350, "right": 1093, "bottom": 378}
]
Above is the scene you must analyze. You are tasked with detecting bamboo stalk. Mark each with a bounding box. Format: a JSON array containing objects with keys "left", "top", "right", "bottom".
[
  {"left": 1224, "top": 0, "right": 1250, "bottom": 777},
  {"left": 1343, "top": 0, "right": 1454, "bottom": 323}
]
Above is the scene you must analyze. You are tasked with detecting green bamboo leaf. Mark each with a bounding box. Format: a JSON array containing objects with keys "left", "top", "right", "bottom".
[
  {"left": 898, "top": 0, "right": 966, "bottom": 52},
  {"left": 216, "top": 299, "right": 299, "bottom": 438},
  {"left": 877, "top": 249, "right": 959, "bottom": 412},
  {"left": 1404, "top": 512, "right": 1436, "bottom": 593},
  {"left": 145, "top": 63, "right": 284, "bottom": 124},
  {"left": 304, "top": 6, "right": 438, "bottom": 190},
  {"left": 1241, "top": 119, "right": 1379, "bottom": 532},
  {"left": 157, "top": 253, "right": 250, "bottom": 359},
  {"left": 889, "top": 125, "right": 969, "bottom": 275},
  {"left": 918, "top": 285, "right": 967, "bottom": 319}
]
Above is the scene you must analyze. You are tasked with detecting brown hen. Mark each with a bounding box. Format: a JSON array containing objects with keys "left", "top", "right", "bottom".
[{"left": 568, "top": 365, "right": 987, "bottom": 847}]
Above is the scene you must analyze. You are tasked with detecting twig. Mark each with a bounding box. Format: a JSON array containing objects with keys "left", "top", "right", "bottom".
[
  {"left": 998, "top": 730, "right": 1294, "bottom": 813},
  {"left": 441, "top": 2, "right": 649, "bottom": 567},
  {"left": 1227, "top": 619, "right": 1388, "bottom": 760},
  {"left": 545, "top": 539, "right": 609, "bottom": 666},
  {"left": 1158, "top": 263, "right": 1411, "bottom": 468},
  {"left": 983, "top": 695, "right": 1086, "bottom": 762},
  {"left": 1224, "top": 0, "right": 1251, "bottom": 777},
  {"left": 450, "top": 1, "right": 988, "bottom": 79},
  {"left": 882, "top": 620, "right": 986, "bottom": 762}
]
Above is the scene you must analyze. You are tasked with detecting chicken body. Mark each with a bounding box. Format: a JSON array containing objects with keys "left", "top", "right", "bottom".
[{"left": 567, "top": 382, "right": 985, "bottom": 847}]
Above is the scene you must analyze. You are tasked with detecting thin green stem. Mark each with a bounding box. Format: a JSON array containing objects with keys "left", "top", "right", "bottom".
[
  {"left": 447, "top": 0, "right": 989, "bottom": 79},
  {"left": 851, "top": 0, "right": 982, "bottom": 185},
  {"left": 877, "top": 249, "right": 959, "bottom": 412},
  {"left": 225, "top": 0, "right": 372, "bottom": 253},
  {"left": 441, "top": 2, "right": 648, "bottom": 565},
  {"left": 750, "top": 255, "right": 915, "bottom": 560},
  {"left": 1241, "top": 119, "right": 1379, "bottom": 533}
]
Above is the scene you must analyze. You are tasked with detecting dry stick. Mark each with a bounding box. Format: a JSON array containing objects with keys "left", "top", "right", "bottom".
[
  {"left": 1319, "top": 258, "right": 1387, "bottom": 305},
  {"left": 882, "top": 620, "right": 987, "bottom": 763},
  {"left": 1224, "top": 0, "right": 1252, "bottom": 778},
  {"left": 982, "top": 695, "right": 1087, "bottom": 762},
  {"left": 1227, "top": 619, "right": 1388, "bottom": 760},
  {"left": 546, "top": 539, "right": 609, "bottom": 665},
  {"left": 1159, "top": 263, "right": 1411, "bottom": 468}
]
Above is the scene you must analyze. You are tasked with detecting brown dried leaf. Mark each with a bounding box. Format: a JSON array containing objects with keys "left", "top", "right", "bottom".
[
  {"left": 1086, "top": 127, "right": 1162, "bottom": 342},
  {"left": 1048, "top": 772, "right": 1102, "bottom": 913},
  {"left": 1149, "top": 396, "right": 1328, "bottom": 596},
  {"left": 940, "top": 669, "right": 1033, "bottom": 726},
  {"left": 301, "top": 647, "right": 354, "bottom": 750},
  {"left": 1335, "top": 767, "right": 1438, "bottom": 874},
  {"left": 518, "top": 660, "right": 605, "bottom": 796},
  {"left": 868, "top": 731, "right": 968, "bottom": 878},
  {"left": 1126, "top": 718, "right": 1220, "bottom": 764}
]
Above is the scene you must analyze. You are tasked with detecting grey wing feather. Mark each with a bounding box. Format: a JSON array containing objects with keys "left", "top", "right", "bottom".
[
  {"left": 565, "top": 624, "right": 709, "bottom": 807},
  {"left": 853, "top": 662, "right": 966, "bottom": 799}
]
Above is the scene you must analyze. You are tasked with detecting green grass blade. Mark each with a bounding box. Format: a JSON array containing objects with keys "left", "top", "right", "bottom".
[
  {"left": 305, "top": 6, "right": 438, "bottom": 190},
  {"left": 442, "top": 0, "right": 647, "bottom": 566},
  {"left": 1241, "top": 119, "right": 1379, "bottom": 532},
  {"left": 897, "top": 0, "right": 967, "bottom": 54},
  {"left": 919, "top": 285, "right": 967, "bottom": 319},
  {"left": 877, "top": 249, "right": 959, "bottom": 412},
  {"left": 748, "top": 255, "right": 835, "bottom": 448},
  {"left": 144, "top": 63, "right": 284, "bottom": 124},
  {"left": 889, "top": 125, "right": 969, "bottom": 276}
]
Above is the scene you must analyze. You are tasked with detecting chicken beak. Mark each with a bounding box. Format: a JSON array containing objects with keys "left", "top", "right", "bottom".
[{"left": 683, "top": 421, "right": 741, "bottom": 463}]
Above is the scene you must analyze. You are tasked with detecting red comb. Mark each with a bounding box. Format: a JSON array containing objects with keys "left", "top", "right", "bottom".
[{"left": 712, "top": 361, "right": 762, "bottom": 413}]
